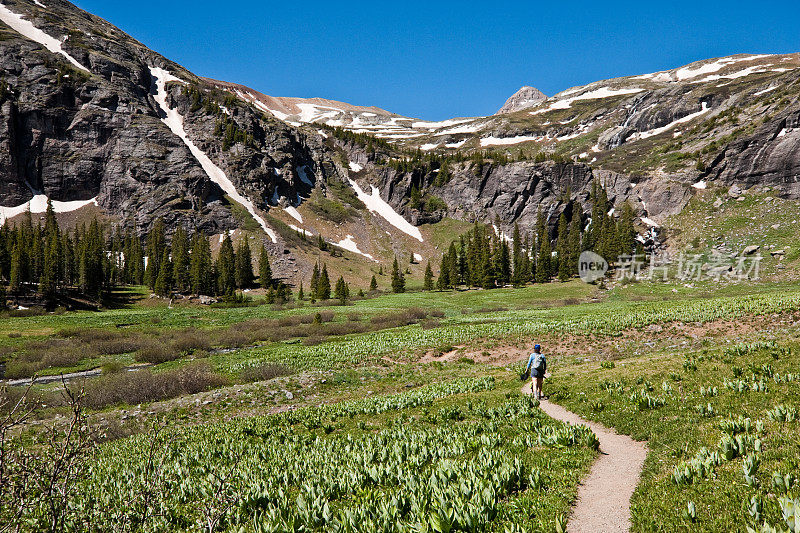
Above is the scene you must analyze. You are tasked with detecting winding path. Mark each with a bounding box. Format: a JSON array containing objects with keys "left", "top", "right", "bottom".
[{"left": 523, "top": 383, "right": 648, "bottom": 532}]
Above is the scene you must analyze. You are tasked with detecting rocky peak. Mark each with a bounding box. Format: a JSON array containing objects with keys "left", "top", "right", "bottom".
[{"left": 496, "top": 86, "right": 548, "bottom": 114}]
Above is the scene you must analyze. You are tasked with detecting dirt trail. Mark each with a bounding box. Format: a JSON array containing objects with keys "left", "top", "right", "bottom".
[{"left": 523, "top": 383, "right": 647, "bottom": 532}]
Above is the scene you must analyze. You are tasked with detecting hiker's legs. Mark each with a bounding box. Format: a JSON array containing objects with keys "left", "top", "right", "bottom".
[{"left": 535, "top": 377, "right": 544, "bottom": 399}]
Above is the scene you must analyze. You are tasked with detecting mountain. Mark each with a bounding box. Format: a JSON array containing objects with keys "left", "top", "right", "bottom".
[
  {"left": 496, "top": 86, "right": 548, "bottom": 114},
  {"left": 1, "top": 0, "right": 800, "bottom": 286}
]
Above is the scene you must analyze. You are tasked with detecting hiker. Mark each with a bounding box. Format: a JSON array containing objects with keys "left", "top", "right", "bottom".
[{"left": 525, "top": 344, "right": 546, "bottom": 400}]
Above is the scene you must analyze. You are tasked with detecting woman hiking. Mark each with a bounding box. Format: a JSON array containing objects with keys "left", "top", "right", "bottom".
[{"left": 525, "top": 344, "right": 546, "bottom": 400}]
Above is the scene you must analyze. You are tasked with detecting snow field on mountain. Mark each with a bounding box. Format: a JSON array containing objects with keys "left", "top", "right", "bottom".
[
  {"left": 634, "top": 102, "right": 710, "bottom": 140},
  {"left": 336, "top": 235, "right": 376, "bottom": 261},
  {"left": 150, "top": 67, "right": 277, "bottom": 243},
  {"left": 347, "top": 179, "right": 423, "bottom": 242},
  {"left": 0, "top": 195, "right": 97, "bottom": 226},
  {"left": 0, "top": 3, "right": 89, "bottom": 72}
]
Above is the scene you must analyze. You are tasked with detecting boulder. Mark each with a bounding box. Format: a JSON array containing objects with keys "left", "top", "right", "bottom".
[{"left": 742, "top": 245, "right": 761, "bottom": 256}]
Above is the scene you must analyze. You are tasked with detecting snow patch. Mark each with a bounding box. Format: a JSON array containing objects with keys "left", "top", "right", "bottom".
[
  {"left": 420, "top": 143, "right": 440, "bottom": 151},
  {"left": 692, "top": 181, "right": 707, "bottom": 190},
  {"left": 753, "top": 85, "right": 777, "bottom": 97},
  {"left": 287, "top": 224, "right": 313, "bottom": 237},
  {"left": 349, "top": 161, "right": 363, "bottom": 172},
  {"left": 150, "top": 67, "right": 277, "bottom": 243},
  {"left": 641, "top": 217, "right": 659, "bottom": 227},
  {"left": 348, "top": 179, "right": 423, "bottom": 242},
  {"left": 413, "top": 253, "right": 423, "bottom": 262},
  {"left": 480, "top": 135, "right": 541, "bottom": 147},
  {"left": 435, "top": 123, "right": 482, "bottom": 136},
  {"left": 531, "top": 87, "right": 643, "bottom": 115},
  {"left": 0, "top": 3, "right": 89, "bottom": 72},
  {"left": 284, "top": 206, "right": 303, "bottom": 223},
  {"left": 33, "top": 0, "right": 46, "bottom": 7},
  {"left": 0, "top": 195, "right": 97, "bottom": 226},
  {"left": 336, "top": 235, "right": 376, "bottom": 261},
  {"left": 445, "top": 140, "right": 467, "bottom": 148},
  {"left": 634, "top": 102, "right": 710, "bottom": 140}
]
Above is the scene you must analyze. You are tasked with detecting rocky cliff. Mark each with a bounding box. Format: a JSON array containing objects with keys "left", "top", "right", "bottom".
[
  {"left": 2, "top": 0, "right": 800, "bottom": 281},
  {"left": 496, "top": 86, "right": 548, "bottom": 114}
]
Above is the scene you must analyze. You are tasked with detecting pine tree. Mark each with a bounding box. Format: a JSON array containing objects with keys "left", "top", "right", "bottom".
[
  {"left": 190, "top": 233, "right": 214, "bottom": 295},
  {"left": 216, "top": 235, "right": 236, "bottom": 295},
  {"left": 391, "top": 257, "right": 405, "bottom": 293},
  {"left": 436, "top": 257, "right": 448, "bottom": 291},
  {"left": 259, "top": 244, "right": 272, "bottom": 289},
  {"left": 235, "top": 238, "right": 254, "bottom": 288},
  {"left": 310, "top": 263, "right": 320, "bottom": 296},
  {"left": 423, "top": 262, "right": 434, "bottom": 290},
  {"left": 617, "top": 201, "right": 636, "bottom": 257},
  {"left": 482, "top": 246, "right": 496, "bottom": 289},
  {"left": 172, "top": 226, "right": 190, "bottom": 292},
  {"left": 369, "top": 275, "right": 378, "bottom": 292},
  {"left": 9, "top": 241, "right": 23, "bottom": 294},
  {"left": 497, "top": 240, "right": 511, "bottom": 286},
  {"left": 334, "top": 276, "right": 349, "bottom": 305},
  {"left": 154, "top": 247, "right": 173, "bottom": 297},
  {"left": 81, "top": 219, "right": 104, "bottom": 299},
  {"left": 536, "top": 230, "right": 552, "bottom": 284},
  {"left": 568, "top": 204, "right": 583, "bottom": 276},
  {"left": 298, "top": 282, "right": 304, "bottom": 301},
  {"left": 511, "top": 222, "right": 523, "bottom": 286},
  {"left": 316, "top": 264, "right": 331, "bottom": 300},
  {"left": 144, "top": 218, "right": 165, "bottom": 290},
  {"left": 447, "top": 243, "right": 459, "bottom": 286},
  {"left": 557, "top": 212, "right": 570, "bottom": 281}
]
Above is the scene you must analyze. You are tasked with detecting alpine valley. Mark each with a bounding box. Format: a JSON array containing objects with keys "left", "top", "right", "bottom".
[{"left": 1, "top": 0, "right": 800, "bottom": 286}]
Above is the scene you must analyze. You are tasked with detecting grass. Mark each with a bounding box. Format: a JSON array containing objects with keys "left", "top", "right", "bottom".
[
  {"left": 547, "top": 342, "right": 800, "bottom": 532},
  {"left": 58, "top": 375, "right": 597, "bottom": 532}
]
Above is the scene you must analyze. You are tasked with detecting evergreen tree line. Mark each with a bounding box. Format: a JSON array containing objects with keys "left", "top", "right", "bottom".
[
  {"left": 0, "top": 203, "right": 111, "bottom": 302},
  {"left": 140, "top": 219, "right": 280, "bottom": 298},
  {"left": 0, "top": 206, "right": 284, "bottom": 303},
  {"left": 428, "top": 181, "right": 640, "bottom": 290},
  {"left": 308, "top": 262, "right": 352, "bottom": 304}
]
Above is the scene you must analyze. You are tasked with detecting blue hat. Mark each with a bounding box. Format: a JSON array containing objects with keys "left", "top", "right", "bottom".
[{"left": 534, "top": 344, "right": 541, "bottom": 351}]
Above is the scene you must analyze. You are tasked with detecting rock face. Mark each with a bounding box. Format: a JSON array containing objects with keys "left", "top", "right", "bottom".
[
  {"left": 0, "top": 0, "right": 345, "bottom": 237},
  {"left": 496, "top": 86, "right": 548, "bottom": 114}
]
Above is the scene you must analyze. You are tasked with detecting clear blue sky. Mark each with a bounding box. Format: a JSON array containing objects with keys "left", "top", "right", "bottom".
[{"left": 74, "top": 0, "right": 800, "bottom": 121}]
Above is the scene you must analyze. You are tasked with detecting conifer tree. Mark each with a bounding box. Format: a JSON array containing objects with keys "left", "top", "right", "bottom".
[
  {"left": 447, "top": 243, "right": 459, "bottom": 287},
  {"left": 216, "top": 235, "right": 236, "bottom": 295},
  {"left": 144, "top": 218, "right": 165, "bottom": 289},
  {"left": 568, "top": 204, "right": 583, "bottom": 276},
  {"left": 298, "top": 282, "right": 304, "bottom": 301},
  {"left": 190, "top": 233, "right": 214, "bottom": 295},
  {"left": 310, "top": 263, "right": 320, "bottom": 297},
  {"left": 9, "top": 241, "right": 23, "bottom": 295},
  {"left": 391, "top": 257, "right": 405, "bottom": 293},
  {"left": 423, "top": 262, "right": 434, "bottom": 290},
  {"left": 436, "top": 258, "right": 448, "bottom": 291},
  {"left": 617, "top": 201, "right": 636, "bottom": 257},
  {"left": 316, "top": 264, "right": 331, "bottom": 300},
  {"left": 369, "top": 274, "right": 378, "bottom": 292},
  {"left": 259, "top": 244, "right": 272, "bottom": 289},
  {"left": 511, "top": 222, "right": 523, "bottom": 286},
  {"left": 536, "top": 230, "right": 552, "bottom": 284},
  {"left": 557, "top": 212, "right": 570, "bottom": 281},
  {"left": 172, "top": 227, "right": 190, "bottom": 292},
  {"left": 154, "top": 247, "right": 173, "bottom": 297},
  {"left": 334, "top": 276, "right": 350, "bottom": 304},
  {"left": 235, "top": 238, "right": 254, "bottom": 288},
  {"left": 458, "top": 236, "right": 468, "bottom": 284}
]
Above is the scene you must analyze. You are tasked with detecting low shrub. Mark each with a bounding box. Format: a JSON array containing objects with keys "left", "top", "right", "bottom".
[
  {"left": 81, "top": 361, "right": 228, "bottom": 409},
  {"left": 134, "top": 341, "right": 178, "bottom": 364},
  {"left": 239, "top": 363, "right": 292, "bottom": 383}
]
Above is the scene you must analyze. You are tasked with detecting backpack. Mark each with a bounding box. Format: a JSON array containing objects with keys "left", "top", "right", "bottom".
[{"left": 531, "top": 353, "right": 544, "bottom": 371}]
